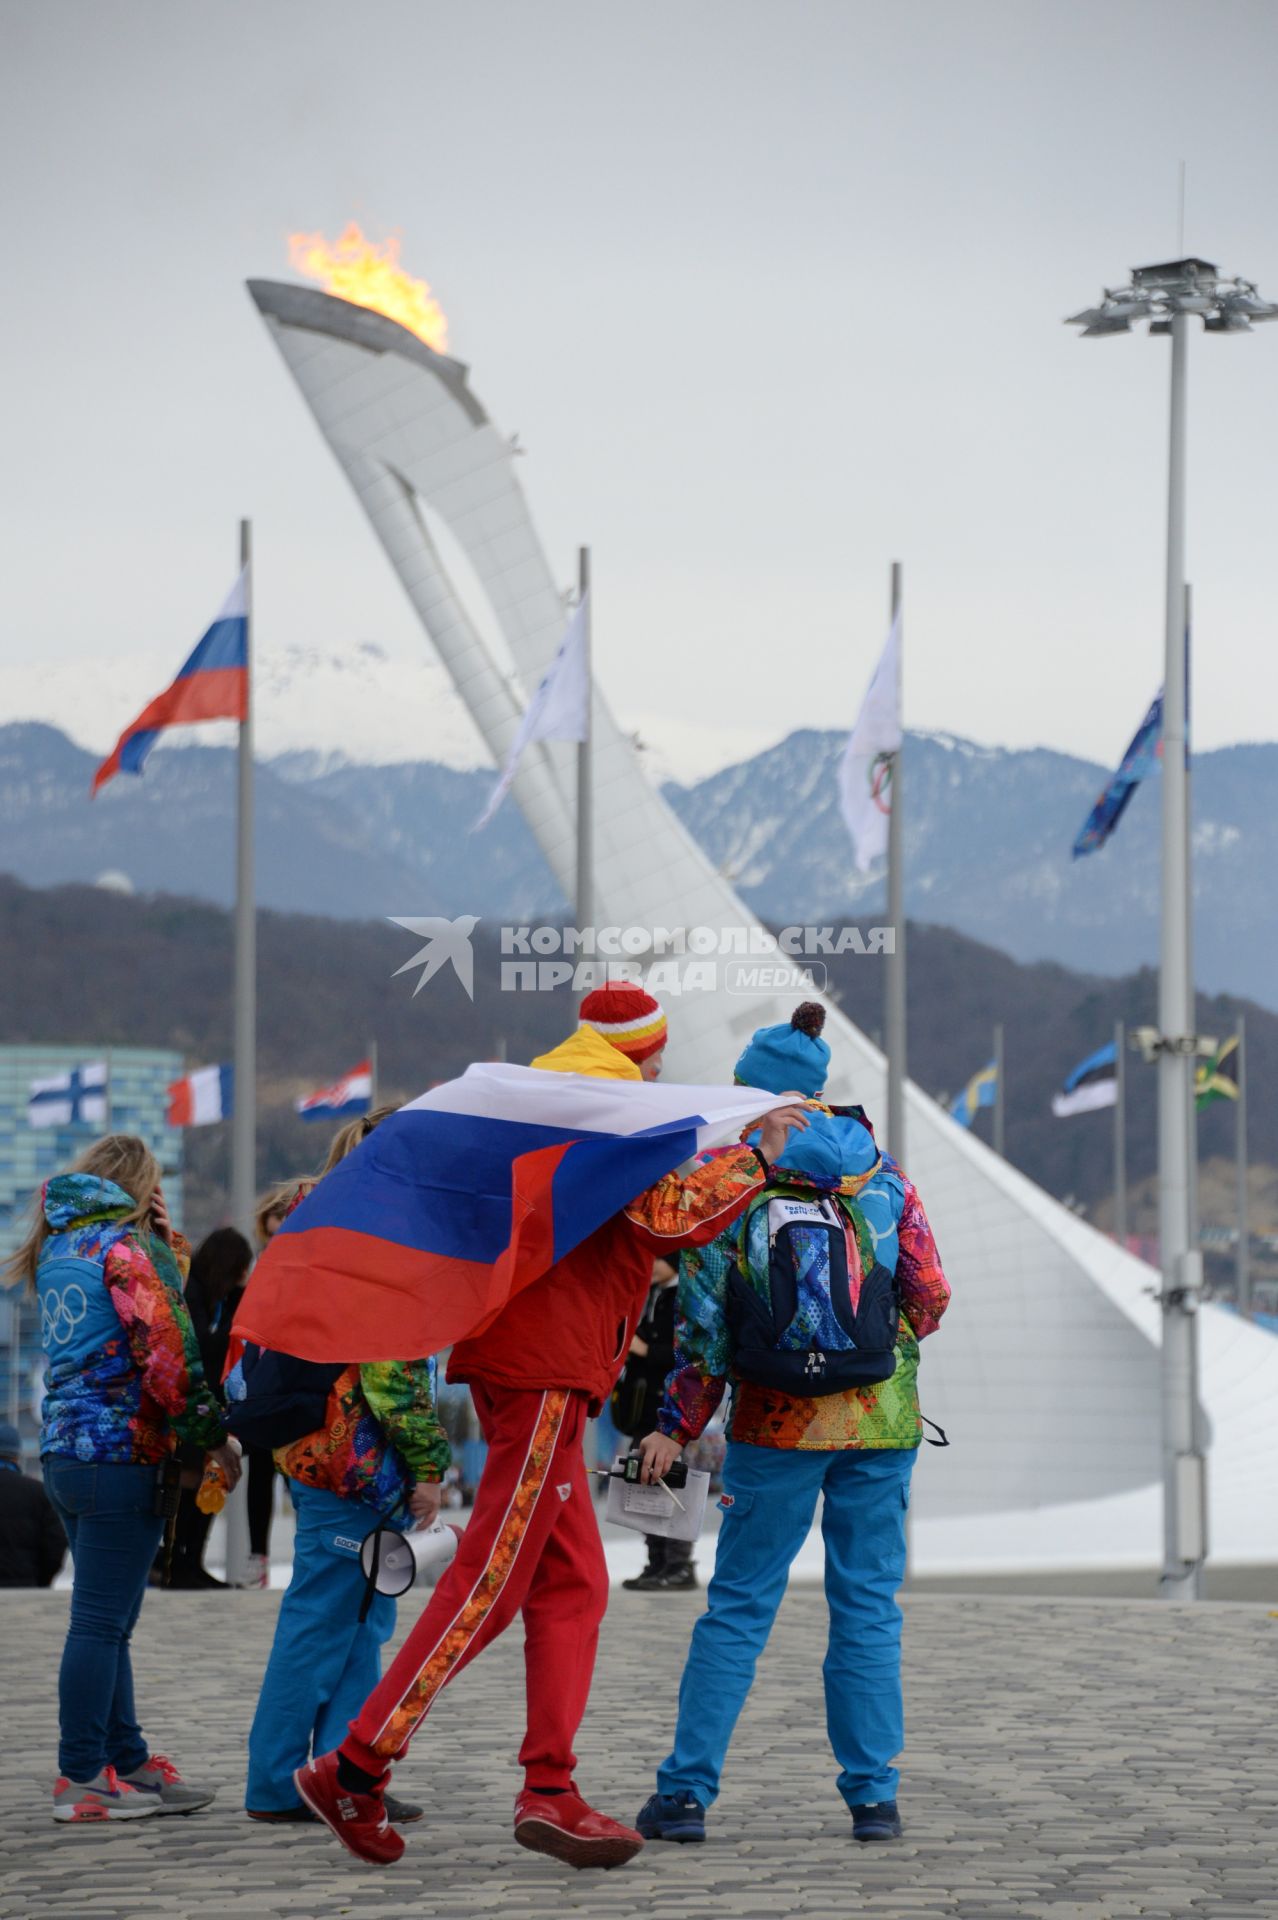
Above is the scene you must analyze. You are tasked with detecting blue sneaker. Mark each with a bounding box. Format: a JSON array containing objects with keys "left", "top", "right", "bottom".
[
  {"left": 635, "top": 1791, "right": 706, "bottom": 1843},
  {"left": 852, "top": 1799, "right": 902, "bottom": 1842}
]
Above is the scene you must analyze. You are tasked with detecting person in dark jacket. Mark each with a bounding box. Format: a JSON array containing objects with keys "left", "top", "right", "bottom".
[
  {"left": 0, "top": 1421, "right": 67, "bottom": 1588},
  {"left": 616, "top": 1263, "right": 695, "bottom": 1592},
  {"left": 168, "top": 1229, "right": 254, "bottom": 1589}
]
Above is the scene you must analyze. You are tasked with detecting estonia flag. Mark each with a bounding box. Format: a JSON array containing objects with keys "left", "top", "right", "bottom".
[{"left": 1051, "top": 1044, "right": 1117, "bottom": 1118}]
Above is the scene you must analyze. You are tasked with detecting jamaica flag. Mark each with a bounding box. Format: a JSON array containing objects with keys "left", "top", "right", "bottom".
[{"left": 1195, "top": 1034, "right": 1240, "bottom": 1112}]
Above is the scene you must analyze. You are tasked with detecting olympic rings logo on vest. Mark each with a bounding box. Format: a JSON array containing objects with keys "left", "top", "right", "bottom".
[{"left": 41, "top": 1282, "right": 89, "bottom": 1347}]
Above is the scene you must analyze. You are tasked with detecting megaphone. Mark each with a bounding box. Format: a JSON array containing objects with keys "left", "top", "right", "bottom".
[{"left": 359, "top": 1519, "right": 463, "bottom": 1598}]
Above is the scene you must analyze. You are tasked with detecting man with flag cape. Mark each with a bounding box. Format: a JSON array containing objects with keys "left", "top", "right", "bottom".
[{"left": 237, "top": 985, "right": 805, "bottom": 1871}]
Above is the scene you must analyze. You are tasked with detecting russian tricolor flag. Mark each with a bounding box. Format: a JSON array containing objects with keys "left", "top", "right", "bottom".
[
  {"left": 93, "top": 570, "right": 249, "bottom": 794},
  {"left": 167, "top": 1064, "right": 234, "bottom": 1128},
  {"left": 236, "top": 1064, "right": 785, "bottom": 1366},
  {"left": 295, "top": 1059, "right": 373, "bottom": 1122}
]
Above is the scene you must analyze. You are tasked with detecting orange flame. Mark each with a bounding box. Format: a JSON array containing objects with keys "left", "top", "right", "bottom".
[{"left": 287, "top": 222, "right": 449, "bottom": 353}]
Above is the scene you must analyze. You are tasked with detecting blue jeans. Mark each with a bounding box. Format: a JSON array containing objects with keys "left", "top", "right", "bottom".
[
  {"left": 43, "top": 1457, "right": 164, "bottom": 1783},
  {"left": 657, "top": 1442, "right": 914, "bottom": 1810},
  {"left": 246, "top": 1484, "right": 399, "bottom": 1811}
]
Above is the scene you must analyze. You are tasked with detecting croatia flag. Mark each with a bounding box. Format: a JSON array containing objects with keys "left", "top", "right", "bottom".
[
  {"left": 92, "top": 570, "right": 249, "bottom": 794},
  {"left": 295, "top": 1059, "right": 373, "bottom": 1122},
  {"left": 235, "top": 1063, "right": 786, "bottom": 1366},
  {"left": 168, "top": 1064, "right": 234, "bottom": 1128}
]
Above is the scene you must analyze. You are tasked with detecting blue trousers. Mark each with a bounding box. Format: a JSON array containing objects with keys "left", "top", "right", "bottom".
[
  {"left": 246, "top": 1484, "right": 398, "bottom": 1812},
  {"left": 43, "top": 1457, "right": 163, "bottom": 1782},
  {"left": 657, "top": 1442, "right": 914, "bottom": 1810}
]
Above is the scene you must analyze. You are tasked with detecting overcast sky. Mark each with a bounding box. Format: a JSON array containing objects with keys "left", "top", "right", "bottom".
[{"left": 3, "top": 0, "right": 1277, "bottom": 781}]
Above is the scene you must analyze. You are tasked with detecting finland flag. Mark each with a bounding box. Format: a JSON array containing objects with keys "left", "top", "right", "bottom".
[{"left": 27, "top": 1062, "right": 109, "bottom": 1130}]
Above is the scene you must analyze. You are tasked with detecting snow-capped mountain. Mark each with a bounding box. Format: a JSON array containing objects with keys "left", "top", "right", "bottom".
[{"left": 668, "top": 727, "right": 1275, "bottom": 1006}]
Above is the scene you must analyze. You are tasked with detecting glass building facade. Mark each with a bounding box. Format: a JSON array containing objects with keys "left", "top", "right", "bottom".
[{"left": 0, "top": 1044, "right": 184, "bottom": 1451}]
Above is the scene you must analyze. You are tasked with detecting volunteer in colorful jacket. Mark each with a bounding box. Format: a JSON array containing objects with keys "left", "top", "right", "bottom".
[
  {"left": 635, "top": 1005, "right": 950, "bottom": 1847},
  {"left": 296, "top": 986, "right": 809, "bottom": 1872},
  {"left": 245, "top": 1109, "right": 449, "bottom": 1827},
  {"left": 4, "top": 1134, "right": 241, "bottom": 1824}
]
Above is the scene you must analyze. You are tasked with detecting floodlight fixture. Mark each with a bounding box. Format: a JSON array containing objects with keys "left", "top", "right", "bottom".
[
  {"left": 1066, "top": 257, "right": 1277, "bottom": 338},
  {"left": 1067, "top": 250, "right": 1273, "bottom": 1603}
]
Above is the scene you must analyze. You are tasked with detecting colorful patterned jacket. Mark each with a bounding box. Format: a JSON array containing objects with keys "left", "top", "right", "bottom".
[
  {"left": 267, "top": 1184, "right": 450, "bottom": 1511},
  {"left": 657, "top": 1107, "right": 949, "bottom": 1452},
  {"left": 37, "top": 1175, "right": 226, "bottom": 1466},
  {"left": 274, "top": 1357, "right": 450, "bottom": 1512}
]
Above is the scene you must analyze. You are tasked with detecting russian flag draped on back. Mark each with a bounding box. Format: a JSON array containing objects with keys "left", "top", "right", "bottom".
[
  {"left": 92, "top": 569, "right": 249, "bottom": 794},
  {"left": 235, "top": 1063, "right": 784, "bottom": 1365}
]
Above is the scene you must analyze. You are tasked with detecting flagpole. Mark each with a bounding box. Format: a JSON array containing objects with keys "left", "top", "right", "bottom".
[
  {"left": 1236, "top": 1015, "right": 1250, "bottom": 1317},
  {"left": 576, "top": 546, "right": 594, "bottom": 993},
  {"left": 232, "top": 518, "right": 256, "bottom": 1243},
  {"left": 885, "top": 561, "right": 906, "bottom": 1162},
  {"left": 225, "top": 518, "right": 255, "bottom": 1589},
  {"left": 1184, "top": 583, "right": 1200, "bottom": 1265},
  {"left": 992, "top": 1023, "right": 1005, "bottom": 1158},
  {"left": 1157, "top": 315, "right": 1204, "bottom": 1601},
  {"left": 1113, "top": 1020, "right": 1128, "bottom": 1247},
  {"left": 369, "top": 1037, "right": 379, "bottom": 1112}
]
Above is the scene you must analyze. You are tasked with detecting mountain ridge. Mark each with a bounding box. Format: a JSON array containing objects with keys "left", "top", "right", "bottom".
[{"left": 1, "top": 719, "right": 1273, "bottom": 1007}]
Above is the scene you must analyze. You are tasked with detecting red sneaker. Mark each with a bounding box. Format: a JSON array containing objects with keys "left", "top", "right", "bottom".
[
  {"left": 294, "top": 1753, "right": 404, "bottom": 1866},
  {"left": 513, "top": 1788, "right": 645, "bottom": 1870}
]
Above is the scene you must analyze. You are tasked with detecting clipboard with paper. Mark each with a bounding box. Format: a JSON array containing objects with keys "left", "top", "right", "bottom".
[{"left": 603, "top": 1453, "right": 710, "bottom": 1543}]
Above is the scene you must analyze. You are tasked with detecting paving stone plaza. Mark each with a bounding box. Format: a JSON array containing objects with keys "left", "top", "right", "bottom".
[{"left": 3, "top": 1587, "right": 1277, "bottom": 1920}]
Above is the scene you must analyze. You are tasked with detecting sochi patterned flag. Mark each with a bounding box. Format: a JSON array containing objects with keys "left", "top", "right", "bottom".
[
  {"left": 1072, "top": 691, "right": 1162, "bottom": 857},
  {"left": 295, "top": 1059, "right": 373, "bottom": 1122},
  {"left": 235, "top": 1063, "right": 787, "bottom": 1365},
  {"left": 167, "top": 1064, "right": 234, "bottom": 1128},
  {"left": 838, "top": 611, "right": 902, "bottom": 874},
  {"left": 92, "top": 569, "right": 249, "bottom": 794}
]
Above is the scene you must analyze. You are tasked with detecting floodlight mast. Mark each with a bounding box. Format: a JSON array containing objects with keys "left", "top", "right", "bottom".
[{"left": 1066, "top": 258, "right": 1276, "bottom": 1602}]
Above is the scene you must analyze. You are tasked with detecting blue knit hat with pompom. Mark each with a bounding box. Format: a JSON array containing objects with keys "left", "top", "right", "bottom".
[{"left": 733, "top": 1002, "right": 830, "bottom": 1098}]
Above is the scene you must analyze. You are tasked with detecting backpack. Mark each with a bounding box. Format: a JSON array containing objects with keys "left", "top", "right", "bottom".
[
  {"left": 224, "top": 1343, "right": 345, "bottom": 1451},
  {"left": 724, "top": 1185, "right": 900, "bottom": 1396}
]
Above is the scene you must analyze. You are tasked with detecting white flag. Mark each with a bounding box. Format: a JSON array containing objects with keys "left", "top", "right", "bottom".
[
  {"left": 476, "top": 596, "right": 590, "bottom": 829},
  {"left": 838, "top": 612, "right": 902, "bottom": 874}
]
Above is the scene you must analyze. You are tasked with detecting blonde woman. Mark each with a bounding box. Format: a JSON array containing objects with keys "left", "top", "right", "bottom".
[{"left": 5, "top": 1135, "right": 241, "bottom": 1823}]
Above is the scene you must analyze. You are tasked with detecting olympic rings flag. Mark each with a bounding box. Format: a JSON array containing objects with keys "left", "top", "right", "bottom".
[{"left": 838, "top": 611, "right": 902, "bottom": 875}]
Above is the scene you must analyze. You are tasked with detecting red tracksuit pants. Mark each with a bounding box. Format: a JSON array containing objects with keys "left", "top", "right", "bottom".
[{"left": 341, "top": 1383, "right": 609, "bottom": 1790}]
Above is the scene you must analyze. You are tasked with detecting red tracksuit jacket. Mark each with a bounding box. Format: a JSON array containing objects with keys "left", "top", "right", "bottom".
[{"left": 447, "top": 1145, "right": 766, "bottom": 1409}]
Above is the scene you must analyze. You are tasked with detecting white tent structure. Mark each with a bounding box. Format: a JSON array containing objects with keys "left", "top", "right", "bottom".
[{"left": 249, "top": 281, "right": 1278, "bottom": 1574}]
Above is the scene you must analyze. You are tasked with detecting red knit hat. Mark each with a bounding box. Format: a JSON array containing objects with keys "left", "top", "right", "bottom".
[{"left": 580, "top": 985, "right": 668, "bottom": 1064}]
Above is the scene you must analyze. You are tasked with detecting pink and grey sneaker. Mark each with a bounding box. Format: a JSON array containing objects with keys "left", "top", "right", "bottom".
[
  {"left": 53, "top": 1766, "right": 164, "bottom": 1823},
  {"left": 118, "top": 1754, "right": 216, "bottom": 1815}
]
